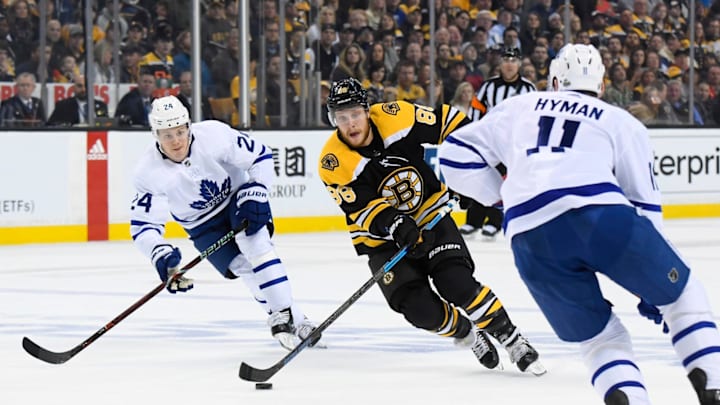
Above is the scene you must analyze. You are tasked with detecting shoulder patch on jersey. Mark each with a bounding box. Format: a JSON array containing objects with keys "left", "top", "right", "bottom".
[
  {"left": 321, "top": 153, "right": 340, "bottom": 171},
  {"left": 381, "top": 102, "right": 400, "bottom": 115}
]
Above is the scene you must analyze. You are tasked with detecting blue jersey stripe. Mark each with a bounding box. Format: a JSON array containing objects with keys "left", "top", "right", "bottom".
[
  {"left": 438, "top": 158, "right": 489, "bottom": 169},
  {"left": 505, "top": 182, "right": 625, "bottom": 224},
  {"left": 628, "top": 199, "right": 662, "bottom": 212},
  {"left": 444, "top": 135, "right": 484, "bottom": 158},
  {"left": 253, "top": 153, "right": 273, "bottom": 165}
]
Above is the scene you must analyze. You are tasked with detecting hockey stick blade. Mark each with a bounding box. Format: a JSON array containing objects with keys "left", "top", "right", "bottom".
[
  {"left": 22, "top": 336, "right": 80, "bottom": 364},
  {"left": 21, "top": 222, "right": 245, "bottom": 365},
  {"left": 239, "top": 198, "right": 458, "bottom": 382}
]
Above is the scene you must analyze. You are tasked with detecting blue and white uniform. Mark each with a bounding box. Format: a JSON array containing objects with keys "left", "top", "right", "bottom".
[
  {"left": 130, "top": 120, "right": 303, "bottom": 323},
  {"left": 438, "top": 89, "right": 720, "bottom": 404}
]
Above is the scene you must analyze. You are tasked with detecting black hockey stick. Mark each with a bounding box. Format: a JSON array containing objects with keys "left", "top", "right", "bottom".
[
  {"left": 22, "top": 222, "right": 246, "bottom": 364},
  {"left": 239, "top": 198, "right": 458, "bottom": 382}
]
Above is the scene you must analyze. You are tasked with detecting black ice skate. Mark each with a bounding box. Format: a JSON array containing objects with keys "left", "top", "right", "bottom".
[
  {"left": 499, "top": 329, "right": 546, "bottom": 376},
  {"left": 689, "top": 368, "right": 720, "bottom": 405},
  {"left": 455, "top": 326, "right": 502, "bottom": 370},
  {"left": 268, "top": 308, "right": 296, "bottom": 350}
]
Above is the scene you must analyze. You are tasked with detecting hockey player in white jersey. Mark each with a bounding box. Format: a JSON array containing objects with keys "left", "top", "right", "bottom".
[
  {"left": 438, "top": 44, "right": 720, "bottom": 405},
  {"left": 130, "top": 95, "right": 320, "bottom": 350}
]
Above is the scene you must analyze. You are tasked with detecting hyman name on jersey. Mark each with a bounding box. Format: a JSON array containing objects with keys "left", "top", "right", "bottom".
[{"left": 534, "top": 97, "right": 604, "bottom": 120}]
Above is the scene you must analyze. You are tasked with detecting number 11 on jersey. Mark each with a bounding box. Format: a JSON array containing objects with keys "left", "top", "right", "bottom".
[{"left": 527, "top": 115, "right": 581, "bottom": 156}]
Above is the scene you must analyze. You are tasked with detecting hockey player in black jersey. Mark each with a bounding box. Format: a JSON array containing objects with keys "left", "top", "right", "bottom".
[{"left": 318, "top": 78, "right": 545, "bottom": 375}]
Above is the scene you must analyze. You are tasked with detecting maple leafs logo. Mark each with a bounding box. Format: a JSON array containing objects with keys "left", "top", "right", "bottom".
[{"left": 190, "top": 177, "right": 232, "bottom": 210}]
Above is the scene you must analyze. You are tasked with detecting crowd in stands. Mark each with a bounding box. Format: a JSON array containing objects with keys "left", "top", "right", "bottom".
[{"left": 0, "top": 0, "right": 718, "bottom": 128}]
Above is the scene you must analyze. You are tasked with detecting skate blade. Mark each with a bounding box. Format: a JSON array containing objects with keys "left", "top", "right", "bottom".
[
  {"left": 525, "top": 360, "right": 547, "bottom": 376},
  {"left": 274, "top": 332, "right": 297, "bottom": 351}
]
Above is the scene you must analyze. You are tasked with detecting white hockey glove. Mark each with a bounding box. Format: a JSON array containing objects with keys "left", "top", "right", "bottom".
[{"left": 151, "top": 244, "right": 194, "bottom": 294}]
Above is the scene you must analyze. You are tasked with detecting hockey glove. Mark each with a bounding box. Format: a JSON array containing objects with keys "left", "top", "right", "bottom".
[
  {"left": 151, "top": 244, "right": 194, "bottom": 294},
  {"left": 234, "top": 182, "right": 271, "bottom": 236},
  {"left": 637, "top": 299, "right": 669, "bottom": 334},
  {"left": 388, "top": 214, "right": 432, "bottom": 259}
]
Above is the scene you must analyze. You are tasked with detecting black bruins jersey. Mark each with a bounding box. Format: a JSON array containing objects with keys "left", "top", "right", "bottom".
[{"left": 319, "top": 100, "right": 470, "bottom": 255}]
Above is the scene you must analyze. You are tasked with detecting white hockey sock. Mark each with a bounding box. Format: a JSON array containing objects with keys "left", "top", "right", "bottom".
[
  {"left": 580, "top": 314, "right": 651, "bottom": 405},
  {"left": 228, "top": 254, "right": 271, "bottom": 313},
  {"left": 234, "top": 228, "right": 295, "bottom": 314},
  {"left": 660, "top": 275, "right": 720, "bottom": 389}
]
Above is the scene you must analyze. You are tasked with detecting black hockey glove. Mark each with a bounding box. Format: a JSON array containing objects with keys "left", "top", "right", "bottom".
[{"left": 387, "top": 214, "right": 432, "bottom": 259}]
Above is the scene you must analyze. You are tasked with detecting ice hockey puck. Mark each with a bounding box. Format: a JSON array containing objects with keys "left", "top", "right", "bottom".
[{"left": 255, "top": 383, "right": 273, "bottom": 390}]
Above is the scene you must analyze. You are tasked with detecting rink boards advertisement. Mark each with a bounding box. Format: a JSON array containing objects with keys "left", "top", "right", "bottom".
[{"left": 0, "top": 128, "right": 718, "bottom": 244}]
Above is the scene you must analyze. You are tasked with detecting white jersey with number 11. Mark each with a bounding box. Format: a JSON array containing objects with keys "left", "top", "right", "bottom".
[{"left": 438, "top": 90, "right": 663, "bottom": 240}]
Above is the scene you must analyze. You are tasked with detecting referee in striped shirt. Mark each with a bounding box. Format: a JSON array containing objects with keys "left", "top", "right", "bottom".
[{"left": 460, "top": 46, "right": 537, "bottom": 239}]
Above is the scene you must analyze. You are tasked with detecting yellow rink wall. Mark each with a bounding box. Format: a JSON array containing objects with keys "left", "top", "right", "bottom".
[{"left": 1, "top": 128, "right": 719, "bottom": 245}]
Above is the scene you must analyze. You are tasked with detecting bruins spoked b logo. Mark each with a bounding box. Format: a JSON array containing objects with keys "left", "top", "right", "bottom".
[
  {"left": 379, "top": 167, "right": 423, "bottom": 213},
  {"left": 383, "top": 271, "right": 395, "bottom": 285}
]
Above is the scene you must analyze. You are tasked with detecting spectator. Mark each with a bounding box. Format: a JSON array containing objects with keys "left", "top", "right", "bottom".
[
  {"left": 695, "top": 81, "right": 717, "bottom": 125},
  {"left": 666, "top": 79, "right": 703, "bottom": 124},
  {"left": 704, "top": 65, "right": 720, "bottom": 99},
  {"left": 174, "top": 70, "right": 211, "bottom": 121},
  {"left": 47, "top": 74, "right": 110, "bottom": 126},
  {"left": 307, "top": 24, "right": 338, "bottom": 81},
  {"left": 460, "top": 42, "right": 483, "bottom": 90},
  {"left": 603, "top": 63, "right": 634, "bottom": 108},
  {"left": 588, "top": 11, "right": 611, "bottom": 48},
  {"left": 211, "top": 27, "right": 239, "bottom": 98},
  {"left": 364, "top": 42, "right": 394, "bottom": 78},
  {"left": 97, "top": 1, "right": 128, "bottom": 41},
  {"left": 362, "top": 63, "right": 386, "bottom": 105},
  {"left": 449, "top": 80, "right": 474, "bottom": 116},
  {"left": 0, "top": 72, "right": 45, "bottom": 127},
  {"left": 444, "top": 59, "right": 467, "bottom": 102},
  {"left": 330, "top": 43, "right": 366, "bottom": 83},
  {"left": 123, "top": 20, "right": 150, "bottom": 54},
  {"left": 488, "top": 9, "right": 513, "bottom": 48},
  {"left": 378, "top": 16, "right": 404, "bottom": 54},
  {"left": 52, "top": 54, "right": 79, "bottom": 83},
  {"left": 172, "top": 30, "right": 213, "bottom": 96},
  {"left": 80, "top": 42, "right": 116, "bottom": 83},
  {"left": 8, "top": 0, "right": 36, "bottom": 65},
  {"left": 56, "top": 24, "right": 85, "bottom": 67},
  {"left": 16, "top": 41, "right": 52, "bottom": 81},
  {"left": 394, "top": 59, "right": 425, "bottom": 103},
  {"left": 120, "top": 0, "right": 152, "bottom": 31},
  {"left": 265, "top": 54, "right": 299, "bottom": 127},
  {"left": 520, "top": 12, "right": 544, "bottom": 56},
  {"left": 633, "top": 68, "right": 659, "bottom": 100},
  {"left": 627, "top": 47, "right": 647, "bottom": 84},
  {"left": 529, "top": 44, "right": 550, "bottom": 81},
  {"left": 115, "top": 69, "right": 156, "bottom": 127},
  {"left": 201, "top": 0, "right": 232, "bottom": 64},
  {"left": 365, "top": 0, "right": 385, "bottom": 31},
  {"left": 119, "top": 44, "right": 143, "bottom": 83},
  {"left": 0, "top": 41, "right": 16, "bottom": 81},
  {"left": 306, "top": 6, "right": 336, "bottom": 45},
  {"left": 264, "top": 21, "right": 282, "bottom": 58},
  {"left": 502, "top": 26, "right": 521, "bottom": 53},
  {"left": 138, "top": 22, "right": 175, "bottom": 96}
]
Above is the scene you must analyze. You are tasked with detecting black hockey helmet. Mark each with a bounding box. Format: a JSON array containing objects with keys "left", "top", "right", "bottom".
[{"left": 326, "top": 78, "right": 369, "bottom": 126}]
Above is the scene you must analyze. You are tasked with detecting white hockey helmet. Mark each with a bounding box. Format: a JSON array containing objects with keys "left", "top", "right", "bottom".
[
  {"left": 149, "top": 95, "right": 190, "bottom": 136},
  {"left": 549, "top": 44, "right": 605, "bottom": 94}
]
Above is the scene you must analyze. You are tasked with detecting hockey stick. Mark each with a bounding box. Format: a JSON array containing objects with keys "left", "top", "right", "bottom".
[
  {"left": 239, "top": 197, "right": 459, "bottom": 382},
  {"left": 22, "top": 222, "right": 247, "bottom": 364}
]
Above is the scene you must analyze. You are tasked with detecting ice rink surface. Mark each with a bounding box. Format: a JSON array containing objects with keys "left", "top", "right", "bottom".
[{"left": 1, "top": 218, "right": 718, "bottom": 405}]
